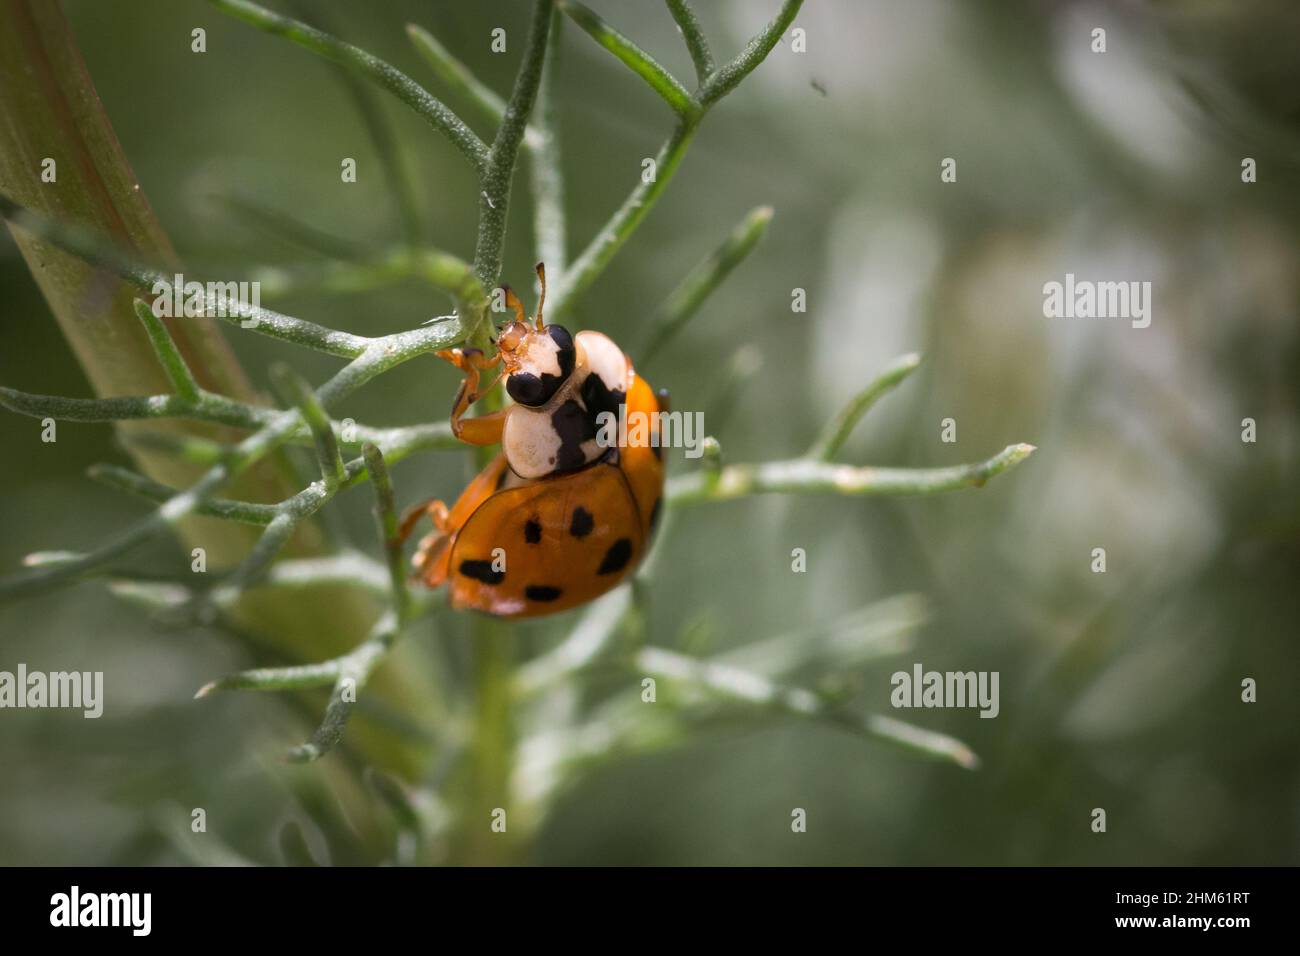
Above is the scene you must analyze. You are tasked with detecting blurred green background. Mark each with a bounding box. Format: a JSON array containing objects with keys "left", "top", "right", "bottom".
[{"left": 1, "top": 0, "right": 1298, "bottom": 865}]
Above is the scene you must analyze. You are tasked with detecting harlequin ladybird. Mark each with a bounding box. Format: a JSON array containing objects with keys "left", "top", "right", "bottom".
[{"left": 404, "top": 263, "right": 666, "bottom": 618}]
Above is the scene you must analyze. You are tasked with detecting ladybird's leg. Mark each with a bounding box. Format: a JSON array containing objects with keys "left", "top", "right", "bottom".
[
  {"left": 411, "top": 500, "right": 454, "bottom": 587},
  {"left": 435, "top": 347, "right": 507, "bottom": 445},
  {"left": 410, "top": 454, "right": 510, "bottom": 588},
  {"left": 450, "top": 407, "right": 506, "bottom": 446},
  {"left": 397, "top": 496, "right": 443, "bottom": 547}
]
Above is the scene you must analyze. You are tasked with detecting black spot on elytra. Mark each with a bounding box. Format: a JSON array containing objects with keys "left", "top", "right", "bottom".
[
  {"left": 524, "top": 518, "right": 542, "bottom": 544},
  {"left": 459, "top": 559, "right": 504, "bottom": 585},
  {"left": 551, "top": 398, "right": 595, "bottom": 472},
  {"left": 569, "top": 506, "right": 594, "bottom": 538},
  {"left": 597, "top": 538, "right": 634, "bottom": 576},
  {"left": 648, "top": 497, "right": 662, "bottom": 533},
  {"left": 525, "top": 585, "right": 562, "bottom": 602}
]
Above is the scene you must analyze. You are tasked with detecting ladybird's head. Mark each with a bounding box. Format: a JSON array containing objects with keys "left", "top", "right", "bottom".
[{"left": 496, "top": 263, "right": 577, "bottom": 407}]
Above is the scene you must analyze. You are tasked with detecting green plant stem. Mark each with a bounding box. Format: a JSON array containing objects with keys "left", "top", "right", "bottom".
[
  {"left": 640, "top": 205, "right": 772, "bottom": 362},
  {"left": 549, "top": 0, "right": 803, "bottom": 318},
  {"left": 698, "top": 0, "right": 803, "bottom": 107},
  {"left": 304, "top": 2, "right": 424, "bottom": 247},
  {"left": 632, "top": 645, "right": 979, "bottom": 769},
  {"left": 550, "top": 120, "right": 697, "bottom": 320},
  {"left": 211, "top": 192, "right": 367, "bottom": 260},
  {"left": 362, "top": 443, "right": 410, "bottom": 621},
  {"left": 665, "top": 0, "right": 714, "bottom": 82},
  {"left": 472, "top": 0, "right": 555, "bottom": 297},
  {"left": 514, "top": 586, "right": 633, "bottom": 697},
  {"left": 209, "top": 0, "right": 489, "bottom": 171},
  {"left": 667, "top": 444, "right": 1038, "bottom": 506},
  {"left": 558, "top": 0, "right": 696, "bottom": 118},
  {"left": 271, "top": 364, "right": 348, "bottom": 488},
  {"left": 284, "top": 611, "right": 401, "bottom": 762},
  {"left": 0, "top": 323, "right": 465, "bottom": 601},
  {"left": 132, "top": 299, "right": 201, "bottom": 402},
  {"left": 405, "top": 23, "right": 543, "bottom": 152},
  {"left": 0, "top": 384, "right": 457, "bottom": 457},
  {"left": 809, "top": 353, "right": 923, "bottom": 461},
  {"left": 2, "top": 197, "right": 486, "bottom": 356},
  {"left": 89, "top": 465, "right": 278, "bottom": 525}
]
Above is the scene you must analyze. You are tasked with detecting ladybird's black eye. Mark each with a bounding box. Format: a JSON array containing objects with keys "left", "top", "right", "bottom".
[
  {"left": 507, "top": 371, "right": 548, "bottom": 406},
  {"left": 507, "top": 325, "right": 576, "bottom": 407}
]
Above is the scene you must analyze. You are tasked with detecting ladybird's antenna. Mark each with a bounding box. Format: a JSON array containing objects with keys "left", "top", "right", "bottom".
[
  {"left": 501, "top": 284, "right": 527, "bottom": 327},
  {"left": 533, "top": 262, "right": 547, "bottom": 331}
]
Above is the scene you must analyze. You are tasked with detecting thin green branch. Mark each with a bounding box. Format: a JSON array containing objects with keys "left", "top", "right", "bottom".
[
  {"left": 698, "top": 0, "right": 804, "bottom": 107},
  {"left": 472, "top": 0, "right": 555, "bottom": 295},
  {"left": 514, "top": 586, "right": 633, "bottom": 697},
  {"left": 633, "top": 645, "right": 978, "bottom": 769},
  {"left": 118, "top": 430, "right": 230, "bottom": 466},
  {"left": 550, "top": 120, "right": 696, "bottom": 320},
  {"left": 0, "top": 387, "right": 205, "bottom": 425},
  {"left": 283, "top": 611, "right": 399, "bottom": 761},
  {"left": 0, "top": 383, "right": 459, "bottom": 460},
  {"left": 718, "top": 593, "right": 928, "bottom": 678},
  {"left": 271, "top": 364, "right": 347, "bottom": 488},
  {"left": 262, "top": 553, "right": 393, "bottom": 595},
  {"left": 211, "top": 192, "right": 367, "bottom": 260},
  {"left": 640, "top": 205, "right": 772, "bottom": 363},
  {"left": 665, "top": 0, "right": 714, "bottom": 83},
  {"left": 197, "top": 653, "right": 348, "bottom": 697},
  {"left": 667, "top": 444, "right": 1038, "bottom": 506},
  {"left": 210, "top": 510, "right": 303, "bottom": 602},
  {"left": 107, "top": 554, "right": 393, "bottom": 614},
  {"left": 809, "top": 353, "right": 923, "bottom": 461},
  {"left": 253, "top": 245, "right": 487, "bottom": 309},
  {"left": 558, "top": 0, "right": 696, "bottom": 118},
  {"left": 308, "top": 3, "right": 424, "bottom": 247},
  {"left": 89, "top": 464, "right": 279, "bottom": 526},
  {"left": 705, "top": 346, "right": 762, "bottom": 434},
  {"left": 209, "top": 0, "right": 489, "bottom": 171},
  {"left": 406, "top": 23, "right": 543, "bottom": 153},
  {"left": 362, "top": 443, "right": 410, "bottom": 621},
  {"left": 131, "top": 299, "right": 200, "bottom": 402},
  {"left": 550, "top": 0, "right": 800, "bottom": 317},
  {"left": 2, "top": 196, "right": 374, "bottom": 357},
  {"left": 0, "top": 322, "right": 464, "bottom": 601}
]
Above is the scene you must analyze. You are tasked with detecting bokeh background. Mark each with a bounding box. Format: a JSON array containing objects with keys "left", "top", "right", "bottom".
[{"left": 1, "top": 0, "right": 1298, "bottom": 865}]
